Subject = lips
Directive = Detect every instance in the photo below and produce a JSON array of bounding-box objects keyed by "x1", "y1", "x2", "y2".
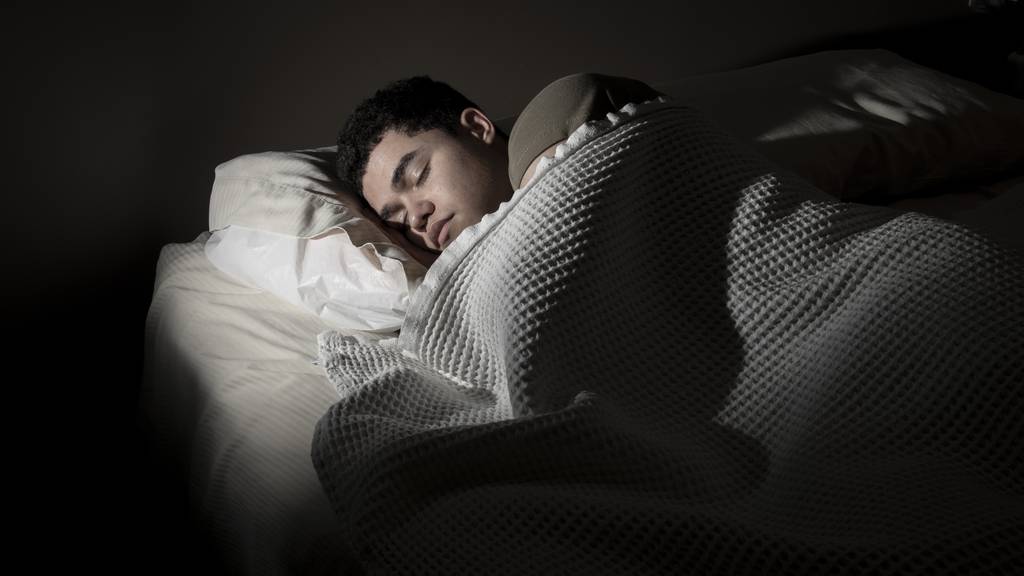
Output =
[
  {"x1": 438, "y1": 218, "x2": 453, "y2": 249},
  {"x1": 429, "y1": 214, "x2": 453, "y2": 249}
]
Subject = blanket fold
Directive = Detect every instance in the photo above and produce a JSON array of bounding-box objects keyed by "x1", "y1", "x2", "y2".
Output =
[{"x1": 312, "y1": 98, "x2": 1023, "y2": 574}]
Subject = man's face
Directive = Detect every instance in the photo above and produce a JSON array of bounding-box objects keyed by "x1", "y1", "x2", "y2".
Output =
[{"x1": 362, "y1": 108, "x2": 512, "y2": 257}]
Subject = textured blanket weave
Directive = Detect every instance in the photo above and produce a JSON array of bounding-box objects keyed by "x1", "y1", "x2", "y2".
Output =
[{"x1": 312, "y1": 99, "x2": 1024, "y2": 575}]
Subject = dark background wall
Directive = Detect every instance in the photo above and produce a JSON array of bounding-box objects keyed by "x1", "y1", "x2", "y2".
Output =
[{"x1": 13, "y1": 0, "x2": 1018, "y2": 572}]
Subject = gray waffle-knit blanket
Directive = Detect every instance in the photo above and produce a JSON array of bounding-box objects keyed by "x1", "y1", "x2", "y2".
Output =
[{"x1": 312, "y1": 99, "x2": 1024, "y2": 574}]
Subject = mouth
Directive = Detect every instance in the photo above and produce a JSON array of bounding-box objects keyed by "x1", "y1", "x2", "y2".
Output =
[
  {"x1": 428, "y1": 214, "x2": 454, "y2": 250},
  {"x1": 438, "y1": 217, "x2": 454, "y2": 249}
]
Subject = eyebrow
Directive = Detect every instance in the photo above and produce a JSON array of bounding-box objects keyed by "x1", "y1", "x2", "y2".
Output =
[{"x1": 379, "y1": 147, "x2": 420, "y2": 222}]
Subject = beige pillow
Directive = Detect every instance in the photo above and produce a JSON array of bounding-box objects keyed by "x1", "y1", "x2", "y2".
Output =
[
  {"x1": 209, "y1": 146, "x2": 434, "y2": 275},
  {"x1": 651, "y1": 48, "x2": 1024, "y2": 201}
]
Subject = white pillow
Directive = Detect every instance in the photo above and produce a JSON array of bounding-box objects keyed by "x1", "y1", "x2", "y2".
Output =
[
  {"x1": 207, "y1": 147, "x2": 438, "y2": 332},
  {"x1": 204, "y1": 224, "x2": 418, "y2": 333},
  {"x1": 652, "y1": 49, "x2": 1024, "y2": 201},
  {"x1": 209, "y1": 146, "x2": 437, "y2": 270}
]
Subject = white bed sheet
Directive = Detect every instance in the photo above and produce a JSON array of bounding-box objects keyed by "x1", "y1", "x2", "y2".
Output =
[{"x1": 139, "y1": 231, "x2": 380, "y2": 575}]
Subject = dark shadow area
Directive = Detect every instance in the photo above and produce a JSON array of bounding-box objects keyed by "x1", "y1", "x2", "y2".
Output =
[
  {"x1": 787, "y1": 10, "x2": 1024, "y2": 98},
  {"x1": 14, "y1": 244, "x2": 229, "y2": 572},
  {"x1": 135, "y1": 421, "x2": 233, "y2": 575}
]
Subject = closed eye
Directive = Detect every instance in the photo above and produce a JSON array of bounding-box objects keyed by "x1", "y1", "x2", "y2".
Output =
[
  {"x1": 417, "y1": 162, "x2": 430, "y2": 186},
  {"x1": 380, "y1": 162, "x2": 430, "y2": 232}
]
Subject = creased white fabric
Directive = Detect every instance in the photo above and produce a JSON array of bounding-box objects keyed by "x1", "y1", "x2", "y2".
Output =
[{"x1": 312, "y1": 99, "x2": 1024, "y2": 575}]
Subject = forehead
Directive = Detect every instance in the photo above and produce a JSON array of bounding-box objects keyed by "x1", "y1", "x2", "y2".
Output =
[{"x1": 372, "y1": 128, "x2": 424, "y2": 163}]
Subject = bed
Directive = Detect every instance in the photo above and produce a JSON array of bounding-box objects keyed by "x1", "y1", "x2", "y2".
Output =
[{"x1": 139, "y1": 47, "x2": 1024, "y2": 575}]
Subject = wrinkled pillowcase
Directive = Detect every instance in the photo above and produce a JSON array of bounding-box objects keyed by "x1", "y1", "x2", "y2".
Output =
[
  {"x1": 204, "y1": 224, "x2": 417, "y2": 333},
  {"x1": 206, "y1": 146, "x2": 431, "y2": 332},
  {"x1": 209, "y1": 145, "x2": 434, "y2": 266},
  {"x1": 653, "y1": 48, "x2": 1024, "y2": 200}
]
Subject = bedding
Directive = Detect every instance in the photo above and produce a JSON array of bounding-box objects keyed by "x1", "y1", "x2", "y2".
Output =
[
  {"x1": 653, "y1": 48, "x2": 1024, "y2": 202},
  {"x1": 204, "y1": 148, "x2": 438, "y2": 336},
  {"x1": 140, "y1": 235, "x2": 368, "y2": 575},
  {"x1": 941, "y1": 176, "x2": 1024, "y2": 252},
  {"x1": 209, "y1": 146, "x2": 436, "y2": 272},
  {"x1": 140, "y1": 44, "x2": 1024, "y2": 575},
  {"x1": 311, "y1": 97, "x2": 1024, "y2": 574},
  {"x1": 204, "y1": 224, "x2": 418, "y2": 333}
]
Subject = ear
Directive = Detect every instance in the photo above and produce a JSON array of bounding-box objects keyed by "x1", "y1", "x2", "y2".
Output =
[{"x1": 459, "y1": 107, "x2": 497, "y2": 144}]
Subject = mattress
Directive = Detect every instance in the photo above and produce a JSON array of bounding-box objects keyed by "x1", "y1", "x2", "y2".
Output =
[{"x1": 139, "y1": 232, "x2": 378, "y2": 575}]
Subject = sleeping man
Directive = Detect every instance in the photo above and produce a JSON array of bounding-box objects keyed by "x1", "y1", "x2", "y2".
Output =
[
  {"x1": 319, "y1": 66, "x2": 1024, "y2": 573},
  {"x1": 334, "y1": 73, "x2": 667, "y2": 267}
]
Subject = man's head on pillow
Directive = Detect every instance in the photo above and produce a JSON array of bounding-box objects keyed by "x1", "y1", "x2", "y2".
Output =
[{"x1": 336, "y1": 76, "x2": 513, "y2": 258}]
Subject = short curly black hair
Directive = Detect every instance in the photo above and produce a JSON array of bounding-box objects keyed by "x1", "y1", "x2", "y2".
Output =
[{"x1": 336, "y1": 75, "x2": 509, "y2": 202}]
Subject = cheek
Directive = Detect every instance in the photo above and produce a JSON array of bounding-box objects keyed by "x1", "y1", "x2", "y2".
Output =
[
  {"x1": 434, "y1": 157, "x2": 492, "y2": 212},
  {"x1": 432, "y1": 171, "x2": 470, "y2": 208}
]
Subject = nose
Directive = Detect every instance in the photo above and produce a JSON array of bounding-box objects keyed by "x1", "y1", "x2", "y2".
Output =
[{"x1": 407, "y1": 199, "x2": 434, "y2": 232}]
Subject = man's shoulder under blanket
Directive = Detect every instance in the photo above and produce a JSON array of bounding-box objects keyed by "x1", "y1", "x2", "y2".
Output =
[{"x1": 312, "y1": 99, "x2": 1023, "y2": 576}]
